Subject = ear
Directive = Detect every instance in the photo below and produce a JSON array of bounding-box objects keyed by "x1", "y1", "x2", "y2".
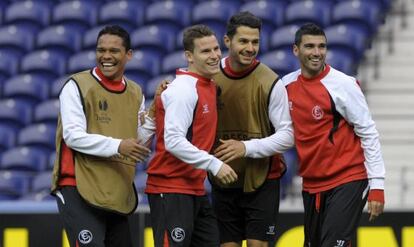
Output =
[
  {"x1": 224, "y1": 35, "x2": 231, "y2": 49},
  {"x1": 126, "y1": 49, "x2": 133, "y2": 61},
  {"x1": 184, "y1": 50, "x2": 193, "y2": 64},
  {"x1": 293, "y1": 45, "x2": 299, "y2": 57}
]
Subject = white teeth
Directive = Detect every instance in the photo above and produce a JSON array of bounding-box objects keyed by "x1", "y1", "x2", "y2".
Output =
[{"x1": 102, "y1": 63, "x2": 114, "y2": 67}]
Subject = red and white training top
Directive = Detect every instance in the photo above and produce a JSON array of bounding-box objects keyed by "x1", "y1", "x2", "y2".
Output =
[
  {"x1": 145, "y1": 69, "x2": 223, "y2": 196},
  {"x1": 283, "y1": 65, "x2": 385, "y2": 193}
]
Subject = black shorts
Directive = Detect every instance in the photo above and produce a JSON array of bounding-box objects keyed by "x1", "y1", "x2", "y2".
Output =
[
  {"x1": 147, "y1": 193, "x2": 219, "y2": 247},
  {"x1": 56, "y1": 186, "x2": 132, "y2": 247},
  {"x1": 211, "y1": 179, "x2": 280, "y2": 243},
  {"x1": 302, "y1": 179, "x2": 369, "y2": 247}
]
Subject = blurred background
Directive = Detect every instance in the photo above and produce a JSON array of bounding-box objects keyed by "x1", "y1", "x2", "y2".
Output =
[{"x1": 0, "y1": 0, "x2": 413, "y2": 246}]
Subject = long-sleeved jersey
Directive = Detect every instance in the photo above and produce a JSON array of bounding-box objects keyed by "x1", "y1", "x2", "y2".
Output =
[
  {"x1": 145, "y1": 69, "x2": 223, "y2": 196},
  {"x1": 244, "y1": 65, "x2": 385, "y2": 193}
]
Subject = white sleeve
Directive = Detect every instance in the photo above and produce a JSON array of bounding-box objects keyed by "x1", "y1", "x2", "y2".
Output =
[
  {"x1": 243, "y1": 80, "x2": 295, "y2": 158},
  {"x1": 137, "y1": 96, "x2": 155, "y2": 146},
  {"x1": 335, "y1": 79, "x2": 385, "y2": 190},
  {"x1": 162, "y1": 81, "x2": 222, "y2": 176},
  {"x1": 60, "y1": 80, "x2": 121, "y2": 157}
]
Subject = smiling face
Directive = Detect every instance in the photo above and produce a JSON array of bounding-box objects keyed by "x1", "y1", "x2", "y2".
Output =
[
  {"x1": 96, "y1": 34, "x2": 132, "y2": 81},
  {"x1": 225, "y1": 26, "x2": 260, "y2": 72},
  {"x1": 294, "y1": 34, "x2": 327, "y2": 78},
  {"x1": 186, "y1": 35, "x2": 222, "y2": 79}
]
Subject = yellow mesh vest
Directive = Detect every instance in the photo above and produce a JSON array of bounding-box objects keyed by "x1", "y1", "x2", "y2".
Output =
[
  {"x1": 51, "y1": 70, "x2": 143, "y2": 214},
  {"x1": 212, "y1": 63, "x2": 280, "y2": 192}
]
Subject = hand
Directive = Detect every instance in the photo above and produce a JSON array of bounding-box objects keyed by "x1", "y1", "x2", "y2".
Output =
[
  {"x1": 214, "y1": 139, "x2": 246, "y2": 163},
  {"x1": 215, "y1": 163, "x2": 238, "y2": 184},
  {"x1": 118, "y1": 138, "x2": 151, "y2": 163},
  {"x1": 368, "y1": 200, "x2": 384, "y2": 221},
  {"x1": 148, "y1": 79, "x2": 170, "y2": 119}
]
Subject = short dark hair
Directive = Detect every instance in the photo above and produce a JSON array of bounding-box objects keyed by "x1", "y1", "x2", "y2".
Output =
[
  {"x1": 226, "y1": 11, "x2": 262, "y2": 39},
  {"x1": 97, "y1": 25, "x2": 131, "y2": 51},
  {"x1": 294, "y1": 23, "x2": 326, "y2": 46},
  {"x1": 182, "y1": 24, "x2": 216, "y2": 52}
]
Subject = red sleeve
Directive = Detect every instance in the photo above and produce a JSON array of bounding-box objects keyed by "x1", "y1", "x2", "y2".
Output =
[{"x1": 368, "y1": 189, "x2": 385, "y2": 204}]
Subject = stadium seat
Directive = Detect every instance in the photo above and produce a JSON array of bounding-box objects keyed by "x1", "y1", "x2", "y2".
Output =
[
  {"x1": 19, "y1": 171, "x2": 53, "y2": 201},
  {"x1": 327, "y1": 48, "x2": 357, "y2": 76},
  {"x1": 192, "y1": 0, "x2": 240, "y2": 26},
  {"x1": 285, "y1": 0, "x2": 331, "y2": 28},
  {"x1": 0, "y1": 25, "x2": 35, "y2": 55},
  {"x1": 52, "y1": 1, "x2": 98, "y2": 30},
  {"x1": 3, "y1": 74, "x2": 50, "y2": 104},
  {"x1": 0, "y1": 146, "x2": 49, "y2": 172},
  {"x1": 4, "y1": 1, "x2": 51, "y2": 31},
  {"x1": 0, "y1": 171, "x2": 33, "y2": 200},
  {"x1": 145, "y1": 0, "x2": 192, "y2": 29},
  {"x1": 82, "y1": 25, "x2": 105, "y2": 50},
  {"x1": 67, "y1": 50, "x2": 96, "y2": 74},
  {"x1": 17, "y1": 123, "x2": 56, "y2": 150},
  {"x1": 146, "y1": 74, "x2": 175, "y2": 99},
  {"x1": 33, "y1": 99, "x2": 60, "y2": 124},
  {"x1": 20, "y1": 49, "x2": 67, "y2": 77},
  {"x1": 259, "y1": 49, "x2": 300, "y2": 77},
  {"x1": 0, "y1": 125, "x2": 17, "y2": 152},
  {"x1": 161, "y1": 51, "x2": 187, "y2": 75},
  {"x1": 36, "y1": 25, "x2": 83, "y2": 55},
  {"x1": 124, "y1": 72, "x2": 149, "y2": 96},
  {"x1": 98, "y1": 1, "x2": 146, "y2": 32},
  {"x1": 48, "y1": 152, "x2": 55, "y2": 170},
  {"x1": 332, "y1": 0, "x2": 382, "y2": 38},
  {"x1": 325, "y1": 24, "x2": 368, "y2": 63},
  {"x1": 50, "y1": 75, "x2": 70, "y2": 98},
  {"x1": 125, "y1": 50, "x2": 161, "y2": 79},
  {"x1": 0, "y1": 99, "x2": 33, "y2": 128},
  {"x1": 0, "y1": 49, "x2": 20, "y2": 78},
  {"x1": 269, "y1": 24, "x2": 300, "y2": 52},
  {"x1": 131, "y1": 24, "x2": 178, "y2": 55},
  {"x1": 240, "y1": 1, "x2": 286, "y2": 29}
]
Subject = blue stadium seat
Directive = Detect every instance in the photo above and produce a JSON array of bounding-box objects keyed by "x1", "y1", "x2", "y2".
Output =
[
  {"x1": 125, "y1": 50, "x2": 161, "y2": 79},
  {"x1": 4, "y1": 1, "x2": 51, "y2": 31},
  {"x1": 240, "y1": 1, "x2": 286, "y2": 29},
  {"x1": 19, "y1": 171, "x2": 53, "y2": 201},
  {"x1": 98, "y1": 1, "x2": 146, "y2": 32},
  {"x1": 192, "y1": 0, "x2": 240, "y2": 26},
  {"x1": 259, "y1": 49, "x2": 300, "y2": 77},
  {"x1": 3, "y1": 74, "x2": 51, "y2": 104},
  {"x1": 0, "y1": 99, "x2": 33, "y2": 128},
  {"x1": 269, "y1": 24, "x2": 300, "y2": 52},
  {"x1": 33, "y1": 99, "x2": 60, "y2": 124},
  {"x1": 0, "y1": 171, "x2": 33, "y2": 200},
  {"x1": 36, "y1": 25, "x2": 83, "y2": 55},
  {"x1": 48, "y1": 151, "x2": 55, "y2": 170},
  {"x1": 82, "y1": 25, "x2": 105, "y2": 50},
  {"x1": 50, "y1": 75, "x2": 70, "y2": 99},
  {"x1": 161, "y1": 51, "x2": 187, "y2": 75},
  {"x1": 124, "y1": 72, "x2": 149, "y2": 96},
  {"x1": 131, "y1": 24, "x2": 178, "y2": 55},
  {"x1": 0, "y1": 146, "x2": 49, "y2": 172},
  {"x1": 52, "y1": 1, "x2": 98, "y2": 30},
  {"x1": 327, "y1": 48, "x2": 357, "y2": 76},
  {"x1": 0, "y1": 49, "x2": 20, "y2": 78},
  {"x1": 285, "y1": 0, "x2": 331, "y2": 28},
  {"x1": 332, "y1": 0, "x2": 382, "y2": 38},
  {"x1": 17, "y1": 123, "x2": 56, "y2": 150},
  {"x1": 0, "y1": 25, "x2": 35, "y2": 55},
  {"x1": 134, "y1": 171, "x2": 148, "y2": 204},
  {"x1": 0, "y1": 125, "x2": 17, "y2": 152},
  {"x1": 146, "y1": 74, "x2": 175, "y2": 99},
  {"x1": 325, "y1": 24, "x2": 368, "y2": 63},
  {"x1": 145, "y1": 0, "x2": 192, "y2": 29},
  {"x1": 67, "y1": 50, "x2": 96, "y2": 74},
  {"x1": 20, "y1": 49, "x2": 67, "y2": 77}
]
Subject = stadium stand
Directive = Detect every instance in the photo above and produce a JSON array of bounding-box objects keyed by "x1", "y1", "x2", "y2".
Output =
[{"x1": 0, "y1": 0, "x2": 396, "y2": 206}]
